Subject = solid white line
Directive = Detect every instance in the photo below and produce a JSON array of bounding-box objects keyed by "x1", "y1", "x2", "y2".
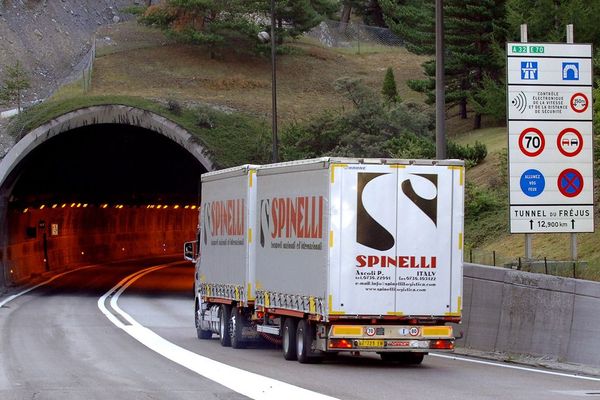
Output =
[
  {"x1": 431, "y1": 353, "x2": 600, "y2": 382},
  {"x1": 0, "y1": 265, "x2": 97, "y2": 308},
  {"x1": 97, "y1": 264, "x2": 169, "y2": 329},
  {"x1": 98, "y1": 265, "x2": 340, "y2": 400}
]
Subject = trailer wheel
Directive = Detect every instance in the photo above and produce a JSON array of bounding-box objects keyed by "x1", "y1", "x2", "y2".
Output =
[
  {"x1": 282, "y1": 318, "x2": 297, "y2": 361},
  {"x1": 380, "y1": 352, "x2": 425, "y2": 365},
  {"x1": 230, "y1": 306, "x2": 247, "y2": 349},
  {"x1": 296, "y1": 319, "x2": 321, "y2": 364},
  {"x1": 218, "y1": 305, "x2": 231, "y2": 347},
  {"x1": 195, "y1": 301, "x2": 212, "y2": 340}
]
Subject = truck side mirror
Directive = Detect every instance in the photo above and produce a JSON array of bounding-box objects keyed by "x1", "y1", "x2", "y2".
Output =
[{"x1": 184, "y1": 241, "x2": 196, "y2": 262}]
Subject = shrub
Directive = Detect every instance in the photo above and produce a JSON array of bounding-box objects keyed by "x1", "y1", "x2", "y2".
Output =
[
  {"x1": 385, "y1": 133, "x2": 435, "y2": 159},
  {"x1": 465, "y1": 181, "x2": 500, "y2": 216},
  {"x1": 447, "y1": 140, "x2": 487, "y2": 166},
  {"x1": 196, "y1": 111, "x2": 214, "y2": 129},
  {"x1": 382, "y1": 67, "x2": 400, "y2": 103},
  {"x1": 166, "y1": 98, "x2": 182, "y2": 115}
]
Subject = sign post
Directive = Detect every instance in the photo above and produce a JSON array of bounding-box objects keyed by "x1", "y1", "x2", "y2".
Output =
[
  {"x1": 507, "y1": 27, "x2": 594, "y2": 261},
  {"x1": 567, "y1": 24, "x2": 577, "y2": 261}
]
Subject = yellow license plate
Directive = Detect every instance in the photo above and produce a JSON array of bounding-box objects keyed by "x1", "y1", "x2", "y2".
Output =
[{"x1": 356, "y1": 340, "x2": 384, "y2": 348}]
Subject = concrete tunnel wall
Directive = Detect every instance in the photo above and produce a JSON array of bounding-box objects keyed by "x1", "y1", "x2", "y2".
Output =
[
  {"x1": 4, "y1": 206, "x2": 199, "y2": 285},
  {"x1": 459, "y1": 263, "x2": 600, "y2": 368},
  {"x1": 0, "y1": 105, "x2": 215, "y2": 287}
]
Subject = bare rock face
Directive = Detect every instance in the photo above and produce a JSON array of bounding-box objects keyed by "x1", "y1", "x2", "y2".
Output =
[{"x1": 0, "y1": 0, "x2": 137, "y2": 107}]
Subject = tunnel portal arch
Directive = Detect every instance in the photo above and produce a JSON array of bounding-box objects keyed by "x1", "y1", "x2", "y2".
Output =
[
  {"x1": 0, "y1": 105, "x2": 216, "y2": 287},
  {"x1": 0, "y1": 104, "x2": 215, "y2": 187}
]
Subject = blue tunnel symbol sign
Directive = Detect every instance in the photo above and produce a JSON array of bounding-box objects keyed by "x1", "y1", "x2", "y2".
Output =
[{"x1": 562, "y1": 62, "x2": 579, "y2": 81}]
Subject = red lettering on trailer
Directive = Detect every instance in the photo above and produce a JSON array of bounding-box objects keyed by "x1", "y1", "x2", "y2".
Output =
[
  {"x1": 271, "y1": 196, "x2": 324, "y2": 239},
  {"x1": 356, "y1": 255, "x2": 437, "y2": 268},
  {"x1": 209, "y1": 199, "x2": 245, "y2": 237}
]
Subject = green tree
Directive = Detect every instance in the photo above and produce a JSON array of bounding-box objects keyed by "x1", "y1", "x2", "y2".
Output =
[
  {"x1": 382, "y1": 66, "x2": 399, "y2": 103},
  {"x1": 507, "y1": 0, "x2": 600, "y2": 43},
  {"x1": 277, "y1": 0, "x2": 339, "y2": 39},
  {"x1": 141, "y1": 1, "x2": 265, "y2": 57},
  {"x1": 379, "y1": 0, "x2": 434, "y2": 55},
  {"x1": 380, "y1": 0, "x2": 507, "y2": 129},
  {"x1": 140, "y1": 0, "x2": 338, "y2": 56},
  {"x1": 342, "y1": 0, "x2": 386, "y2": 26},
  {"x1": 0, "y1": 61, "x2": 31, "y2": 114}
]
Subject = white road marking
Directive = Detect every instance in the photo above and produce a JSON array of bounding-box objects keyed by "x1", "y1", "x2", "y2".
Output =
[
  {"x1": 0, "y1": 265, "x2": 97, "y2": 308},
  {"x1": 431, "y1": 353, "x2": 600, "y2": 382},
  {"x1": 97, "y1": 264, "x2": 340, "y2": 400}
]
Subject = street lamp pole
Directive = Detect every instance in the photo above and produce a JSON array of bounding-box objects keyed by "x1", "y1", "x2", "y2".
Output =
[{"x1": 270, "y1": 0, "x2": 279, "y2": 163}]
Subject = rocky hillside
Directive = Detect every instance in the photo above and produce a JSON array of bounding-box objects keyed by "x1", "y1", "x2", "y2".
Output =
[{"x1": 0, "y1": 0, "x2": 141, "y2": 106}]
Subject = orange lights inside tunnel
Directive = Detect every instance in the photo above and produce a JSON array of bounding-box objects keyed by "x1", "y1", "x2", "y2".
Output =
[{"x1": 23, "y1": 204, "x2": 199, "y2": 213}]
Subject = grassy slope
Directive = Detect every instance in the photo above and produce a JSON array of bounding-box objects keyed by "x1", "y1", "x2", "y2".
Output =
[{"x1": 90, "y1": 22, "x2": 427, "y2": 123}]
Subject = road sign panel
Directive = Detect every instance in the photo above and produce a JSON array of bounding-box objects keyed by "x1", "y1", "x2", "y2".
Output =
[
  {"x1": 508, "y1": 86, "x2": 592, "y2": 120},
  {"x1": 518, "y1": 127, "x2": 545, "y2": 157},
  {"x1": 507, "y1": 58, "x2": 592, "y2": 85},
  {"x1": 556, "y1": 128, "x2": 583, "y2": 157},
  {"x1": 510, "y1": 205, "x2": 594, "y2": 233},
  {"x1": 509, "y1": 121, "x2": 592, "y2": 164},
  {"x1": 557, "y1": 168, "x2": 584, "y2": 198},
  {"x1": 507, "y1": 43, "x2": 592, "y2": 57},
  {"x1": 507, "y1": 42, "x2": 594, "y2": 233},
  {"x1": 509, "y1": 163, "x2": 593, "y2": 205}
]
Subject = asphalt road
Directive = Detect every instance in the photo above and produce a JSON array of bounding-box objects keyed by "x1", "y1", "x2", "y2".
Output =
[{"x1": 1, "y1": 258, "x2": 599, "y2": 400}]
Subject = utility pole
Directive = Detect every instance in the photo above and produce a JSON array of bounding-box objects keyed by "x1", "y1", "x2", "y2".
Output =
[
  {"x1": 435, "y1": 0, "x2": 446, "y2": 159},
  {"x1": 270, "y1": 0, "x2": 279, "y2": 163}
]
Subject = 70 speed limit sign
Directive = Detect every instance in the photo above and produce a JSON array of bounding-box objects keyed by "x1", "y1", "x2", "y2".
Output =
[{"x1": 518, "y1": 127, "x2": 545, "y2": 157}]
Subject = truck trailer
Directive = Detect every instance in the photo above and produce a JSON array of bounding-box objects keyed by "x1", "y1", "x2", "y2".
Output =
[{"x1": 191, "y1": 157, "x2": 464, "y2": 364}]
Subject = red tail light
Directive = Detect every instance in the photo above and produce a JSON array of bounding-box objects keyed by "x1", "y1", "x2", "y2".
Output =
[
  {"x1": 329, "y1": 339, "x2": 353, "y2": 349},
  {"x1": 430, "y1": 340, "x2": 454, "y2": 350}
]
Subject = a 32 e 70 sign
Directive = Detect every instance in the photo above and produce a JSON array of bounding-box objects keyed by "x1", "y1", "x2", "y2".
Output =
[{"x1": 507, "y1": 43, "x2": 594, "y2": 233}]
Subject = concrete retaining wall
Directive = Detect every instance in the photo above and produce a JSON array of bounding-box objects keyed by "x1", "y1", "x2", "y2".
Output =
[{"x1": 460, "y1": 263, "x2": 600, "y2": 367}]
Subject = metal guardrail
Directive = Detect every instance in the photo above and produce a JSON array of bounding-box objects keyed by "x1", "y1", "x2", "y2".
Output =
[{"x1": 466, "y1": 247, "x2": 592, "y2": 280}]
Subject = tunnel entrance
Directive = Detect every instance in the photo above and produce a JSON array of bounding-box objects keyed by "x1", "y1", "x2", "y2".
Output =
[
  {"x1": 1, "y1": 120, "x2": 209, "y2": 286},
  {"x1": 10, "y1": 124, "x2": 202, "y2": 207}
]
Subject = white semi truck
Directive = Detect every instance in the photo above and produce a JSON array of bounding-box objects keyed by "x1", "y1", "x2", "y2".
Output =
[{"x1": 189, "y1": 157, "x2": 464, "y2": 364}]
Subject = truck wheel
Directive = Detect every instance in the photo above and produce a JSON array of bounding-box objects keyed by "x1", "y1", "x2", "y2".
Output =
[
  {"x1": 282, "y1": 318, "x2": 297, "y2": 361},
  {"x1": 296, "y1": 319, "x2": 321, "y2": 364},
  {"x1": 230, "y1": 306, "x2": 247, "y2": 349},
  {"x1": 195, "y1": 301, "x2": 212, "y2": 340},
  {"x1": 218, "y1": 305, "x2": 231, "y2": 347}
]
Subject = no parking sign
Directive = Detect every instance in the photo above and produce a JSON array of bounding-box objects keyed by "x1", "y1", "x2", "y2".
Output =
[{"x1": 557, "y1": 169, "x2": 584, "y2": 198}]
